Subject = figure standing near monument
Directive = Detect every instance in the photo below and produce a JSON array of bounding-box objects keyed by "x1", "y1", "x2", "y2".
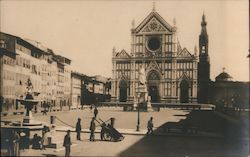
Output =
[
  {"x1": 89, "y1": 117, "x2": 96, "y2": 141},
  {"x1": 76, "y1": 118, "x2": 82, "y2": 140},
  {"x1": 63, "y1": 130, "x2": 72, "y2": 157},
  {"x1": 94, "y1": 107, "x2": 98, "y2": 118}
]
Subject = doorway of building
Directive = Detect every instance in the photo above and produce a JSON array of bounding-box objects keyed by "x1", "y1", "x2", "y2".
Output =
[
  {"x1": 119, "y1": 80, "x2": 127, "y2": 102},
  {"x1": 147, "y1": 70, "x2": 160, "y2": 103},
  {"x1": 180, "y1": 80, "x2": 189, "y2": 103},
  {"x1": 148, "y1": 85, "x2": 160, "y2": 102}
]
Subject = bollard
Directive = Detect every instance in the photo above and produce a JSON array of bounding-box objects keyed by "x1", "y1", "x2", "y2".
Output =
[
  {"x1": 50, "y1": 116, "x2": 55, "y2": 124},
  {"x1": 110, "y1": 117, "x2": 115, "y2": 127}
]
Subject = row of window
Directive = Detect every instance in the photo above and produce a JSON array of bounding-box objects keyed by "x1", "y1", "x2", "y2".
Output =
[
  {"x1": 134, "y1": 43, "x2": 173, "y2": 53},
  {"x1": 135, "y1": 35, "x2": 173, "y2": 44},
  {"x1": 16, "y1": 56, "x2": 31, "y2": 69},
  {"x1": 15, "y1": 73, "x2": 29, "y2": 85},
  {"x1": 116, "y1": 63, "x2": 131, "y2": 70},
  {"x1": 2, "y1": 86, "x2": 16, "y2": 96},
  {"x1": 177, "y1": 62, "x2": 196, "y2": 69},
  {"x1": 57, "y1": 75, "x2": 70, "y2": 83},
  {"x1": 3, "y1": 56, "x2": 15, "y2": 66},
  {"x1": 115, "y1": 62, "x2": 197, "y2": 71},
  {"x1": 3, "y1": 70, "x2": 15, "y2": 81}
]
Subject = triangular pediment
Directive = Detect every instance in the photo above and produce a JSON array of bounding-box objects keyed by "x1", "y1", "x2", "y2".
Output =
[
  {"x1": 177, "y1": 72, "x2": 191, "y2": 81},
  {"x1": 146, "y1": 60, "x2": 162, "y2": 75},
  {"x1": 177, "y1": 48, "x2": 193, "y2": 58},
  {"x1": 135, "y1": 11, "x2": 173, "y2": 34},
  {"x1": 116, "y1": 49, "x2": 131, "y2": 58}
]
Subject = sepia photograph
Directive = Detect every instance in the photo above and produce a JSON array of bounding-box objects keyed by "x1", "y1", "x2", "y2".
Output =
[{"x1": 0, "y1": 0, "x2": 249, "y2": 156}]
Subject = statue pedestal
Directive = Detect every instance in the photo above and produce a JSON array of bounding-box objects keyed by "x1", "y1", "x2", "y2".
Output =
[
  {"x1": 146, "y1": 96, "x2": 153, "y2": 111},
  {"x1": 135, "y1": 85, "x2": 153, "y2": 111}
]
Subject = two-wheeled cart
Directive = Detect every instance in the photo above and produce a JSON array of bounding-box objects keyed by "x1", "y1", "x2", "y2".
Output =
[{"x1": 96, "y1": 118, "x2": 124, "y2": 142}]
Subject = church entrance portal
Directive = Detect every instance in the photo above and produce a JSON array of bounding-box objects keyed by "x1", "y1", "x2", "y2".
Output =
[
  {"x1": 119, "y1": 80, "x2": 127, "y2": 102},
  {"x1": 148, "y1": 85, "x2": 159, "y2": 102},
  {"x1": 180, "y1": 80, "x2": 189, "y2": 103},
  {"x1": 147, "y1": 71, "x2": 160, "y2": 103}
]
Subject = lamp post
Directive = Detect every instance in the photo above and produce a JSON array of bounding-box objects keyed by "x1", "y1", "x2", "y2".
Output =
[{"x1": 136, "y1": 93, "x2": 141, "y2": 131}]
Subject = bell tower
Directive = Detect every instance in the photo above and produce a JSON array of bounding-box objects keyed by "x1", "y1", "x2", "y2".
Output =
[{"x1": 198, "y1": 13, "x2": 210, "y2": 103}]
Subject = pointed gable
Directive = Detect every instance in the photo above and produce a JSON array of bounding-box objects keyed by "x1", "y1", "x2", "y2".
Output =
[
  {"x1": 115, "y1": 49, "x2": 131, "y2": 58},
  {"x1": 177, "y1": 48, "x2": 193, "y2": 58},
  {"x1": 146, "y1": 60, "x2": 162, "y2": 74},
  {"x1": 135, "y1": 11, "x2": 173, "y2": 34}
]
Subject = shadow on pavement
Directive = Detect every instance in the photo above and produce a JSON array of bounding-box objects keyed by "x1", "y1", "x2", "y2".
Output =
[
  {"x1": 42, "y1": 154, "x2": 57, "y2": 157},
  {"x1": 119, "y1": 110, "x2": 249, "y2": 157}
]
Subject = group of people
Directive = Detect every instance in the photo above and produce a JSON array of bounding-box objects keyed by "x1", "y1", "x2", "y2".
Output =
[
  {"x1": 64, "y1": 112, "x2": 154, "y2": 156},
  {"x1": 41, "y1": 101, "x2": 52, "y2": 115},
  {"x1": 75, "y1": 107, "x2": 99, "y2": 142},
  {"x1": 31, "y1": 125, "x2": 50, "y2": 150},
  {"x1": 63, "y1": 117, "x2": 97, "y2": 157}
]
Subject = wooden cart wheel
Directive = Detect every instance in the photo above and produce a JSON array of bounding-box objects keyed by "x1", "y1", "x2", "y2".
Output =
[{"x1": 103, "y1": 132, "x2": 112, "y2": 141}]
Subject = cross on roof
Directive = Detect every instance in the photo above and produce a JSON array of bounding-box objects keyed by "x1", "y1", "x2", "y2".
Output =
[
  {"x1": 222, "y1": 67, "x2": 225, "y2": 72},
  {"x1": 152, "y1": 2, "x2": 156, "y2": 12}
]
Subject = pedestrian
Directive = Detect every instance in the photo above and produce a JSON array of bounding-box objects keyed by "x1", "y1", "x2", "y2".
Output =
[
  {"x1": 75, "y1": 118, "x2": 82, "y2": 140},
  {"x1": 63, "y1": 130, "x2": 72, "y2": 157},
  {"x1": 146, "y1": 117, "x2": 154, "y2": 135},
  {"x1": 42, "y1": 126, "x2": 49, "y2": 149},
  {"x1": 32, "y1": 134, "x2": 42, "y2": 149},
  {"x1": 34, "y1": 105, "x2": 37, "y2": 113},
  {"x1": 94, "y1": 107, "x2": 98, "y2": 118},
  {"x1": 11, "y1": 130, "x2": 20, "y2": 156},
  {"x1": 89, "y1": 117, "x2": 96, "y2": 141}
]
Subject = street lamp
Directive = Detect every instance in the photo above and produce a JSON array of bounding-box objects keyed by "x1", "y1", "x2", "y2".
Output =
[{"x1": 136, "y1": 93, "x2": 141, "y2": 131}]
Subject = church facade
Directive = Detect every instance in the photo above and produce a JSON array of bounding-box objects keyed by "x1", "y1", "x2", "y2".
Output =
[{"x1": 111, "y1": 9, "x2": 206, "y2": 103}]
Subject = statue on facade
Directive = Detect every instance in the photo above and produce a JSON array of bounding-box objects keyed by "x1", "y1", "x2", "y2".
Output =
[{"x1": 139, "y1": 65, "x2": 146, "y2": 86}]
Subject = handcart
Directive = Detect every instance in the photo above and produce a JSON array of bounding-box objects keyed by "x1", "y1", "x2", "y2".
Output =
[{"x1": 96, "y1": 118, "x2": 124, "y2": 142}]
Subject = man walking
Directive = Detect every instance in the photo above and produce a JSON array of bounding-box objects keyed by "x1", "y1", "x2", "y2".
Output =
[
  {"x1": 63, "y1": 130, "x2": 72, "y2": 157},
  {"x1": 89, "y1": 117, "x2": 96, "y2": 141},
  {"x1": 11, "y1": 130, "x2": 20, "y2": 156},
  {"x1": 147, "y1": 117, "x2": 154, "y2": 135},
  {"x1": 94, "y1": 107, "x2": 98, "y2": 118},
  {"x1": 75, "y1": 118, "x2": 82, "y2": 140}
]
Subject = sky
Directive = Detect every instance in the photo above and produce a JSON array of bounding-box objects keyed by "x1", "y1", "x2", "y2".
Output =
[{"x1": 0, "y1": 0, "x2": 249, "y2": 81}]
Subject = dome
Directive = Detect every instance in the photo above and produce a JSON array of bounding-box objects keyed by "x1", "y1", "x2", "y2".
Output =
[{"x1": 215, "y1": 71, "x2": 233, "y2": 82}]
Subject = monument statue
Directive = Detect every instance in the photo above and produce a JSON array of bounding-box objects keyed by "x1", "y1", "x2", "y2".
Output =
[
  {"x1": 26, "y1": 78, "x2": 34, "y2": 99},
  {"x1": 139, "y1": 65, "x2": 146, "y2": 85}
]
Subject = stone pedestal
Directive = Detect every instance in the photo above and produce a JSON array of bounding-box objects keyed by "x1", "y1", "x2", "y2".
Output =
[{"x1": 147, "y1": 96, "x2": 153, "y2": 111}]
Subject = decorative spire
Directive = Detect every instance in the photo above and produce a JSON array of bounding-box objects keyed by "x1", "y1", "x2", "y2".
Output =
[
  {"x1": 200, "y1": 12, "x2": 207, "y2": 35},
  {"x1": 194, "y1": 45, "x2": 197, "y2": 55},
  {"x1": 131, "y1": 19, "x2": 135, "y2": 29},
  {"x1": 173, "y1": 18, "x2": 176, "y2": 26},
  {"x1": 201, "y1": 11, "x2": 207, "y2": 27},
  {"x1": 222, "y1": 67, "x2": 225, "y2": 72},
  {"x1": 112, "y1": 46, "x2": 116, "y2": 56},
  {"x1": 152, "y1": 2, "x2": 156, "y2": 12}
]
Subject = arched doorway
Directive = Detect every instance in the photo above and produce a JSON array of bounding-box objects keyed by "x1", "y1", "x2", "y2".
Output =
[
  {"x1": 119, "y1": 80, "x2": 127, "y2": 102},
  {"x1": 147, "y1": 71, "x2": 160, "y2": 103},
  {"x1": 180, "y1": 80, "x2": 189, "y2": 103}
]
